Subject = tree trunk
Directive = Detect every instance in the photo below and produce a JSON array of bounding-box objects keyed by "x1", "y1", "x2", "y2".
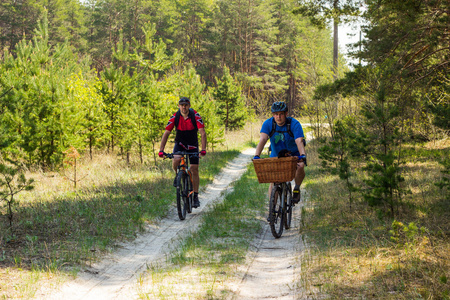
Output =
[
  {"x1": 333, "y1": 19, "x2": 339, "y2": 80},
  {"x1": 333, "y1": 0, "x2": 339, "y2": 117},
  {"x1": 333, "y1": 1, "x2": 339, "y2": 80}
]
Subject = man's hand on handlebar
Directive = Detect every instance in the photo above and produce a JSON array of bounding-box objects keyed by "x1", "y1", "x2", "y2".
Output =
[
  {"x1": 158, "y1": 151, "x2": 164, "y2": 158},
  {"x1": 297, "y1": 154, "x2": 307, "y2": 166}
]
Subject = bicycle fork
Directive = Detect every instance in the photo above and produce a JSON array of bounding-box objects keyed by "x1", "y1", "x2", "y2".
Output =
[
  {"x1": 187, "y1": 170, "x2": 194, "y2": 198},
  {"x1": 278, "y1": 189, "x2": 286, "y2": 222}
]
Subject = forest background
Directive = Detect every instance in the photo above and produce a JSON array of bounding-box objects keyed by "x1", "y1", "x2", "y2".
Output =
[
  {"x1": 0, "y1": 0, "x2": 447, "y2": 168},
  {"x1": 0, "y1": 0, "x2": 449, "y2": 298},
  {"x1": 0, "y1": 0, "x2": 341, "y2": 168}
]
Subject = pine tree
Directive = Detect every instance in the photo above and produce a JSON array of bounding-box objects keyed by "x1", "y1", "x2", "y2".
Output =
[
  {"x1": 358, "y1": 72, "x2": 406, "y2": 217},
  {"x1": 1, "y1": 10, "x2": 89, "y2": 168},
  {"x1": 294, "y1": 0, "x2": 361, "y2": 79},
  {"x1": 213, "y1": 66, "x2": 247, "y2": 131},
  {"x1": 66, "y1": 72, "x2": 108, "y2": 160},
  {"x1": 318, "y1": 116, "x2": 358, "y2": 210}
]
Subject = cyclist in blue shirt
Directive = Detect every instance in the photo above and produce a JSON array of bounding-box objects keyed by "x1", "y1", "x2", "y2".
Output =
[{"x1": 253, "y1": 101, "x2": 306, "y2": 203}]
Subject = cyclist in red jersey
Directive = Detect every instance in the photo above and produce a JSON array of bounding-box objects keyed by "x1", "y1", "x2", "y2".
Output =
[{"x1": 159, "y1": 97, "x2": 207, "y2": 208}]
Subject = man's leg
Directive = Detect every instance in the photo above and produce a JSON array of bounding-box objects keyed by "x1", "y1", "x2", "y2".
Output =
[
  {"x1": 294, "y1": 163, "x2": 305, "y2": 186},
  {"x1": 190, "y1": 164, "x2": 199, "y2": 192},
  {"x1": 268, "y1": 183, "x2": 273, "y2": 199},
  {"x1": 293, "y1": 162, "x2": 305, "y2": 203},
  {"x1": 190, "y1": 164, "x2": 200, "y2": 208},
  {"x1": 172, "y1": 156, "x2": 181, "y2": 186}
]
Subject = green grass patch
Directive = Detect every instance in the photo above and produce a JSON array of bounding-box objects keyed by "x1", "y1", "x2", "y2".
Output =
[
  {"x1": 0, "y1": 150, "x2": 242, "y2": 272},
  {"x1": 172, "y1": 165, "x2": 267, "y2": 265},
  {"x1": 138, "y1": 165, "x2": 268, "y2": 299}
]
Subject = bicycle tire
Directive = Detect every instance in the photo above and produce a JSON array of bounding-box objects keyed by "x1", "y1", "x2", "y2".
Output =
[
  {"x1": 186, "y1": 173, "x2": 192, "y2": 214},
  {"x1": 176, "y1": 171, "x2": 188, "y2": 220},
  {"x1": 269, "y1": 186, "x2": 284, "y2": 238},
  {"x1": 284, "y1": 182, "x2": 293, "y2": 229}
]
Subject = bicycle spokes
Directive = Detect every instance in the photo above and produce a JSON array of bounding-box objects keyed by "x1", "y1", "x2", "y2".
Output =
[
  {"x1": 269, "y1": 187, "x2": 284, "y2": 238},
  {"x1": 272, "y1": 204, "x2": 282, "y2": 223}
]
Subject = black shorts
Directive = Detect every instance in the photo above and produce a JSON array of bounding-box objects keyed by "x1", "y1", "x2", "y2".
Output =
[{"x1": 173, "y1": 144, "x2": 199, "y2": 165}]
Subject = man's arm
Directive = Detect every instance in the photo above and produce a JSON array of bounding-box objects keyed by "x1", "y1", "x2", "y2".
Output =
[
  {"x1": 199, "y1": 127, "x2": 207, "y2": 150},
  {"x1": 295, "y1": 137, "x2": 306, "y2": 166},
  {"x1": 255, "y1": 133, "x2": 269, "y2": 156},
  {"x1": 159, "y1": 130, "x2": 171, "y2": 152},
  {"x1": 295, "y1": 137, "x2": 306, "y2": 156}
]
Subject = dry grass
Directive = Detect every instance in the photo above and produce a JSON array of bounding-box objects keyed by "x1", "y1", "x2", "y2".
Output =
[
  {"x1": 0, "y1": 151, "x2": 177, "y2": 298},
  {"x1": 300, "y1": 139, "x2": 449, "y2": 299},
  {"x1": 0, "y1": 121, "x2": 262, "y2": 299}
]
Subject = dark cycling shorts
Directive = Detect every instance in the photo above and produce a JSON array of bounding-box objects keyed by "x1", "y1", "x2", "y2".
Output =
[
  {"x1": 276, "y1": 150, "x2": 300, "y2": 158},
  {"x1": 173, "y1": 144, "x2": 199, "y2": 165},
  {"x1": 291, "y1": 151, "x2": 300, "y2": 157}
]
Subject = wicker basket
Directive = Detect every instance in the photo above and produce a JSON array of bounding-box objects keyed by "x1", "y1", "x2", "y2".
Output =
[{"x1": 252, "y1": 156, "x2": 298, "y2": 183}]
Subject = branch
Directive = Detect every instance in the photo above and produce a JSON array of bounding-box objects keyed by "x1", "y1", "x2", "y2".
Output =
[
  {"x1": 0, "y1": 87, "x2": 14, "y2": 99},
  {"x1": 401, "y1": 44, "x2": 430, "y2": 70},
  {"x1": 410, "y1": 61, "x2": 450, "y2": 86},
  {"x1": 403, "y1": 47, "x2": 450, "y2": 71}
]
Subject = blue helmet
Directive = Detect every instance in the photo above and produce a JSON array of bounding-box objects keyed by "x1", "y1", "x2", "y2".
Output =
[{"x1": 271, "y1": 101, "x2": 288, "y2": 113}]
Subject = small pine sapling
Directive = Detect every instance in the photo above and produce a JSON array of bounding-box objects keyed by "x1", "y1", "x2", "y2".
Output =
[
  {"x1": 0, "y1": 160, "x2": 34, "y2": 233},
  {"x1": 318, "y1": 117, "x2": 358, "y2": 210},
  {"x1": 63, "y1": 146, "x2": 89, "y2": 189}
]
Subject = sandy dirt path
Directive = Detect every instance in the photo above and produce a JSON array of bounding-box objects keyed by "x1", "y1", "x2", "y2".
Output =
[
  {"x1": 227, "y1": 194, "x2": 305, "y2": 299},
  {"x1": 229, "y1": 131, "x2": 315, "y2": 300},
  {"x1": 35, "y1": 148, "x2": 256, "y2": 300},
  {"x1": 35, "y1": 144, "x2": 310, "y2": 300}
]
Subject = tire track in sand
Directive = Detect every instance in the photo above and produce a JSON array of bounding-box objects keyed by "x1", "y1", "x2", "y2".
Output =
[
  {"x1": 34, "y1": 148, "x2": 255, "y2": 300},
  {"x1": 227, "y1": 191, "x2": 306, "y2": 299}
]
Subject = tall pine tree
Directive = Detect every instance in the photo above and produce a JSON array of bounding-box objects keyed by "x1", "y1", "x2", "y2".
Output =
[{"x1": 213, "y1": 66, "x2": 247, "y2": 131}]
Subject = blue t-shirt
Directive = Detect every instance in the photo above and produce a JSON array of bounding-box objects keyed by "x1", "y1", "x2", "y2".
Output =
[{"x1": 261, "y1": 117, "x2": 304, "y2": 157}]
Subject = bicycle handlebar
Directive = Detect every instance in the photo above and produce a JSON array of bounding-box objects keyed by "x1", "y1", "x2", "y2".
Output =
[{"x1": 163, "y1": 151, "x2": 200, "y2": 159}]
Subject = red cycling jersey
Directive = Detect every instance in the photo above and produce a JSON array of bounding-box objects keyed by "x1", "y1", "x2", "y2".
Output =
[
  {"x1": 165, "y1": 110, "x2": 205, "y2": 132},
  {"x1": 165, "y1": 109, "x2": 205, "y2": 150}
]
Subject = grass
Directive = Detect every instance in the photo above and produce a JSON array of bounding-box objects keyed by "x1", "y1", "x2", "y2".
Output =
[
  {"x1": 0, "y1": 121, "x2": 262, "y2": 299},
  {"x1": 4, "y1": 116, "x2": 446, "y2": 299},
  {"x1": 137, "y1": 164, "x2": 268, "y2": 299},
  {"x1": 299, "y1": 138, "x2": 450, "y2": 299}
]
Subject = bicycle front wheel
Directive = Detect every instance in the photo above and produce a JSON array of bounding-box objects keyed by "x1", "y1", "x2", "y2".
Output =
[
  {"x1": 269, "y1": 186, "x2": 284, "y2": 238},
  {"x1": 176, "y1": 171, "x2": 188, "y2": 220},
  {"x1": 284, "y1": 182, "x2": 293, "y2": 229}
]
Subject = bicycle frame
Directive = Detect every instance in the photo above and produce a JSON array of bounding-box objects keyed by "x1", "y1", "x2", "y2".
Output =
[
  {"x1": 163, "y1": 151, "x2": 199, "y2": 220},
  {"x1": 178, "y1": 155, "x2": 194, "y2": 198}
]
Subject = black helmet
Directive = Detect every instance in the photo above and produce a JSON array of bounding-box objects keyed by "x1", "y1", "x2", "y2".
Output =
[
  {"x1": 271, "y1": 101, "x2": 287, "y2": 113},
  {"x1": 179, "y1": 97, "x2": 190, "y2": 104}
]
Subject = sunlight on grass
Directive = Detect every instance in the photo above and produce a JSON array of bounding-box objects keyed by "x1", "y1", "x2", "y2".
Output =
[
  {"x1": 0, "y1": 121, "x2": 261, "y2": 298},
  {"x1": 299, "y1": 139, "x2": 450, "y2": 299},
  {"x1": 137, "y1": 166, "x2": 268, "y2": 299}
]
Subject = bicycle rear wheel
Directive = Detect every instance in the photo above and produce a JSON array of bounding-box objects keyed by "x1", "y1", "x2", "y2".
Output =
[
  {"x1": 176, "y1": 171, "x2": 188, "y2": 220},
  {"x1": 284, "y1": 182, "x2": 293, "y2": 229},
  {"x1": 269, "y1": 186, "x2": 284, "y2": 238}
]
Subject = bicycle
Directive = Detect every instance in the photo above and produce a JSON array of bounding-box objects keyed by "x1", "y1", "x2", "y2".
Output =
[
  {"x1": 269, "y1": 180, "x2": 294, "y2": 238},
  {"x1": 163, "y1": 151, "x2": 199, "y2": 220},
  {"x1": 252, "y1": 156, "x2": 297, "y2": 238}
]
